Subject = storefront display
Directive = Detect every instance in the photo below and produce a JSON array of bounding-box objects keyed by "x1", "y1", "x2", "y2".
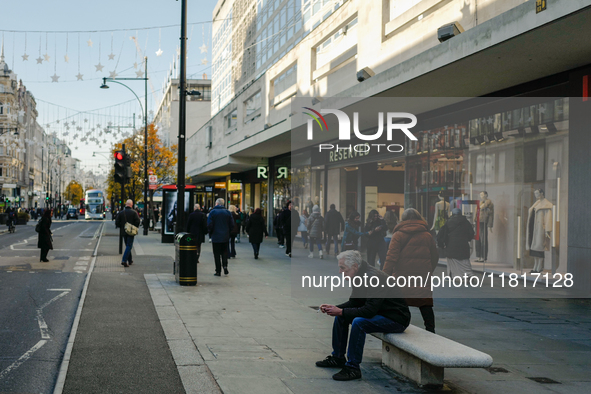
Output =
[
  {"x1": 526, "y1": 189, "x2": 553, "y2": 273},
  {"x1": 475, "y1": 191, "x2": 494, "y2": 262}
]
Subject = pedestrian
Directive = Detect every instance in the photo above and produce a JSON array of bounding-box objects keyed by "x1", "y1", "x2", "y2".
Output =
[
  {"x1": 299, "y1": 209, "x2": 309, "y2": 248},
  {"x1": 228, "y1": 205, "x2": 240, "y2": 258},
  {"x1": 112, "y1": 207, "x2": 117, "y2": 221},
  {"x1": 364, "y1": 210, "x2": 387, "y2": 268},
  {"x1": 38, "y1": 209, "x2": 53, "y2": 262},
  {"x1": 242, "y1": 208, "x2": 250, "y2": 235},
  {"x1": 382, "y1": 208, "x2": 439, "y2": 333},
  {"x1": 316, "y1": 250, "x2": 410, "y2": 381},
  {"x1": 245, "y1": 208, "x2": 268, "y2": 259},
  {"x1": 324, "y1": 203, "x2": 345, "y2": 256},
  {"x1": 186, "y1": 203, "x2": 207, "y2": 264},
  {"x1": 341, "y1": 211, "x2": 367, "y2": 251},
  {"x1": 274, "y1": 209, "x2": 285, "y2": 248},
  {"x1": 153, "y1": 206, "x2": 160, "y2": 226},
  {"x1": 437, "y1": 208, "x2": 475, "y2": 278},
  {"x1": 207, "y1": 198, "x2": 234, "y2": 276},
  {"x1": 235, "y1": 207, "x2": 243, "y2": 243},
  {"x1": 383, "y1": 210, "x2": 399, "y2": 247},
  {"x1": 280, "y1": 201, "x2": 297, "y2": 257},
  {"x1": 116, "y1": 199, "x2": 141, "y2": 267},
  {"x1": 307, "y1": 205, "x2": 324, "y2": 259}
]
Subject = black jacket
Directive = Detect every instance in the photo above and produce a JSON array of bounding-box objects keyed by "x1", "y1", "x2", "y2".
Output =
[
  {"x1": 364, "y1": 218, "x2": 387, "y2": 246},
  {"x1": 336, "y1": 261, "x2": 410, "y2": 328},
  {"x1": 279, "y1": 207, "x2": 291, "y2": 234},
  {"x1": 437, "y1": 214, "x2": 475, "y2": 260},
  {"x1": 116, "y1": 207, "x2": 141, "y2": 235},
  {"x1": 186, "y1": 210, "x2": 207, "y2": 243},
  {"x1": 325, "y1": 208, "x2": 345, "y2": 236},
  {"x1": 245, "y1": 214, "x2": 268, "y2": 244},
  {"x1": 37, "y1": 216, "x2": 53, "y2": 250}
]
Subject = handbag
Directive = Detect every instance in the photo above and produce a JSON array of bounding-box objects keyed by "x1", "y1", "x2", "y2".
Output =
[
  {"x1": 123, "y1": 210, "x2": 139, "y2": 236},
  {"x1": 35, "y1": 220, "x2": 42, "y2": 233},
  {"x1": 344, "y1": 242, "x2": 355, "y2": 251}
]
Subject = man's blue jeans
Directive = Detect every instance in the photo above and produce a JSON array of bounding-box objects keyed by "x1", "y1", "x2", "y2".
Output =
[
  {"x1": 122, "y1": 235, "x2": 134, "y2": 263},
  {"x1": 331, "y1": 315, "x2": 406, "y2": 369},
  {"x1": 325, "y1": 234, "x2": 339, "y2": 254}
]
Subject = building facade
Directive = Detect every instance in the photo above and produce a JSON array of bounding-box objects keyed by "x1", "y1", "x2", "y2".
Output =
[
  {"x1": 189, "y1": 0, "x2": 591, "y2": 288},
  {"x1": 154, "y1": 77, "x2": 212, "y2": 148}
]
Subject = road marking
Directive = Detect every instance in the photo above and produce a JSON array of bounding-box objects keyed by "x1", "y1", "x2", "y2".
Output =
[
  {"x1": 0, "y1": 340, "x2": 47, "y2": 381},
  {"x1": 79, "y1": 256, "x2": 90, "y2": 260},
  {"x1": 75, "y1": 262, "x2": 88, "y2": 266},
  {"x1": 40, "y1": 290, "x2": 70, "y2": 310},
  {"x1": 37, "y1": 310, "x2": 50, "y2": 339},
  {"x1": 6, "y1": 270, "x2": 12, "y2": 272},
  {"x1": 10, "y1": 249, "x2": 93, "y2": 251},
  {"x1": 48, "y1": 289, "x2": 71, "y2": 291}
]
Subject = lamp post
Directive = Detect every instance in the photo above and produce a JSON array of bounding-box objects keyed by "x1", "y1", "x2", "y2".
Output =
[{"x1": 100, "y1": 59, "x2": 149, "y2": 235}]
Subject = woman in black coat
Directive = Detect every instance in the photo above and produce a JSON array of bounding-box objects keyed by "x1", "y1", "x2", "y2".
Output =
[
  {"x1": 364, "y1": 209, "x2": 387, "y2": 268},
  {"x1": 437, "y1": 208, "x2": 475, "y2": 277},
  {"x1": 38, "y1": 209, "x2": 53, "y2": 262},
  {"x1": 245, "y1": 208, "x2": 268, "y2": 259}
]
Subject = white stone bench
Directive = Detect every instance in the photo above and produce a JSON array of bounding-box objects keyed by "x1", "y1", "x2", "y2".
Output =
[{"x1": 371, "y1": 325, "x2": 493, "y2": 387}]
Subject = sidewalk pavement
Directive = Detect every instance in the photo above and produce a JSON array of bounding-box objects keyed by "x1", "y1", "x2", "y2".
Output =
[{"x1": 133, "y1": 232, "x2": 591, "y2": 394}]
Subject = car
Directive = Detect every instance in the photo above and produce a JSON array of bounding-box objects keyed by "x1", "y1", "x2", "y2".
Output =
[{"x1": 66, "y1": 208, "x2": 79, "y2": 220}]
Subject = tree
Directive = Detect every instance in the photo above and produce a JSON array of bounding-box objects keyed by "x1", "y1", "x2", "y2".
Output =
[
  {"x1": 107, "y1": 123, "x2": 178, "y2": 224},
  {"x1": 64, "y1": 180, "x2": 84, "y2": 206}
]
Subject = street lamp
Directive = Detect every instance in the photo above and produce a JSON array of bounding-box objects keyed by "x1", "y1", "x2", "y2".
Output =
[
  {"x1": 100, "y1": 58, "x2": 149, "y2": 235},
  {"x1": 0, "y1": 127, "x2": 19, "y2": 136}
]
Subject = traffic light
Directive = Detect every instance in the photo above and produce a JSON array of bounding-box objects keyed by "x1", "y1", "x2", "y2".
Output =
[
  {"x1": 124, "y1": 154, "x2": 133, "y2": 179},
  {"x1": 114, "y1": 151, "x2": 126, "y2": 183}
]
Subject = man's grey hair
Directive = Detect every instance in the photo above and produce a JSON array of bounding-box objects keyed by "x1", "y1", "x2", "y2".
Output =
[
  {"x1": 194, "y1": 204, "x2": 201, "y2": 210},
  {"x1": 336, "y1": 250, "x2": 362, "y2": 268},
  {"x1": 215, "y1": 198, "x2": 225, "y2": 206}
]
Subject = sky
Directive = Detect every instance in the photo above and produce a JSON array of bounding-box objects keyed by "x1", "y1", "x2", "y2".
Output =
[{"x1": 1, "y1": 0, "x2": 218, "y2": 173}]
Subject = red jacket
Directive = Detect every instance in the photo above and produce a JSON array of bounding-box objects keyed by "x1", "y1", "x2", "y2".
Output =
[{"x1": 382, "y1": 220, "x2": 439, "y2": 307}]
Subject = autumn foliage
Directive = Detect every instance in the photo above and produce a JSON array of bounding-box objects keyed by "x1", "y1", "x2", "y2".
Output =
[{"x1": 107, "y1": 123, "x2": 178, "y2": 207}]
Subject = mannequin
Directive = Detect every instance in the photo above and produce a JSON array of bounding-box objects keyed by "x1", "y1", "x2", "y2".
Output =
[
  {"x1": 526, "y1": 189, "x2": 553, "y2": 273},
  {"x1": 475, "y1": 191, "x2": 494, "y2": 262},
  {"x1": 430, "y1": 192, "x2": 450, "y2": 233}
]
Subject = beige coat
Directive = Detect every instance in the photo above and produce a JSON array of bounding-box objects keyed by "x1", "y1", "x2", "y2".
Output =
[
  {"x1": 477, "y1": 199, "x2": 494, "y2": 227},
  {"x1": 526, "y1": 198, "x2": 553, "y2": 252}
]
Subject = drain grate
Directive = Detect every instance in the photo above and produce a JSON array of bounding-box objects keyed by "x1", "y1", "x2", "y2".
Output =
[
  {"x1": 53, "y1": 256, "x2": 70, "y2": 260},
  {"x1": 527, "y1": 377, "x2": 561, "y2": 384},
  {"x1": 485, "y1": 367, "x2": 509, "y2": 374}
]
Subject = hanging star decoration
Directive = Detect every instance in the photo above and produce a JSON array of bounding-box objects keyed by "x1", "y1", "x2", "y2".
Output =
[
  {"x1": 135, "y1": 69, "x2": 144, "y2": 78},
  {"x1": 199, "y1": 44, "x2": 208, "y2": 54},
  {"x1": 108, "y1": 53, "x2": 115, "y2": 60},
  {"x1": 109, "y1": 70, "x2": 118, "y2": 78},
  {"x1": 64, "y1": 122, "x2": 69, "y2": 127},
  {"x1": 64, "y1": 54, "x2": 70, "y2": 63},
  {"x1": 127, "y1": 123, "x2": 132, "y2": 127},
  {"x1": 84, "y1": 118, "x2": 88, "y2": 123},
  {"x1": 76, "y1": 126, "x2": 82, "y2": 131},
  {"x1": 51, "y1": 74, "x2": 60, "y2": 82},
  {"x1": 95, "y1": 63, "x2": 104, "y2": 72},
  {"x1": 63, "y1": 132, "x2": 69, "y2": 136},
  {"x1": 133, "y1": 62, "x2": 138, "y2": 69},
  {"x1": 56, "y1": 120, "x2": 60, "y2": 124},
  {"x1": 96, "y1": 123, "x2": 101, "y2": 128},
  {"x1": 44, "y1": 53, "x2": 50, "y2": 62},
  {"x1": 46, "y1": 123, "x2": 51, "y2": 128},
  {"x1": 87, "y1": 39, "x2": 93, "y2": 47},
  {"x1": 107, "y1": 121, "x2": 113, "y2": 126},
  {"x1": 98, "y1": 131, "x2": 103, "y2": 137},
  {"x1": 22, "y1": 53, "x2": 29, "y2": 61},
  {"x1": 201, "y1": 58, "x2": 208, "y2": 65},
  {"x1": 36, "y1": 56, "x2": 43, "y2": 64},
  {"x1": 73, "y1": 134, "x2": 79, "y2": 139},
  {"x1": 71, "y1": 120, "x2": 76, "y2": 126},
  {"x1": 76, "y1": 73, "x2": 84, "y2": 81},
  {"x1": 156, "y1": 48, "x2": 163, "y2": 57},
  {"x1": 18, "y1": 110, "x2": 25, "y2": 117}
]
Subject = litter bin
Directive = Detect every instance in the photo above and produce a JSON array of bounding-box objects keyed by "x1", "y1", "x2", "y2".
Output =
[{"x1": 174, "y1": 232, "x2": 198, "y2": 286}]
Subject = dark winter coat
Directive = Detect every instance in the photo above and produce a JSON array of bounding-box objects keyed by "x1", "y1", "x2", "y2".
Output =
[
  {"x1": 324, "y1": 208, "x2": 345, "y2": 236},
  {"x1": 365, "y1": 218, "x2": 387, "y2": 247},
  {"x1": 37, "y1": 216, "x2": 53, "y2": 250},
  {"x1": 231, "y1": 212, "x2": 241, "y2": 236},
  {"x1": 337, "y1": 261, "x2": 411, "y2": 327},
  {"x1": 245, "y1": 214, "x2": 268, "y2": 244},
  {"x1": 437, "y1": 214, "x2": 474, "y2": 260},
  {"x1": 207, "y1": 205, "x2": 234, "y2": 243},
  {"x1": 186, "y1": 210, "x2": 207, "y2": 244},
  {"x1": 382, "y1": 220, "x2": 439, "y2": 307},
  {"x1": 279, "y1": 207, "x2": 292, "y2": 235},
  {"x1": 290, "y1": 208, "x2": 300, "y2": 234},
  {"x1": 307, "y1": 212, "x2": 324, "y2": 239},
  {"x1": 116, "y1": 207, "x2": 141, "y2": 235}
]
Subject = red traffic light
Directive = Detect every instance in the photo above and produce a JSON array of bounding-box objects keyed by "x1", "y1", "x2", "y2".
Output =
[{"x1": 114, "y1": 152, "x2": 124, "y2": 161}]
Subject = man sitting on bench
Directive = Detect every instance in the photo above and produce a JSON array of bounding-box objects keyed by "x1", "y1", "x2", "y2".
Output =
[{"x1": 316, "y1": 250, "x2": 411, "y2": 381}]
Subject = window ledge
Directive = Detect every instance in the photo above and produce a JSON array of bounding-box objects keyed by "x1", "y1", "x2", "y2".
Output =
[{"x1": 312, "y1": 43, "x2": 357, "y2": 82}]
